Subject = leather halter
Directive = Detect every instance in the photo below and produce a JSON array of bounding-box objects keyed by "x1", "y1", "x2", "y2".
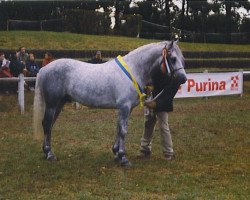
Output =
[{"x1": 161, "y1": 47, "x2": 183, "y2": 80}]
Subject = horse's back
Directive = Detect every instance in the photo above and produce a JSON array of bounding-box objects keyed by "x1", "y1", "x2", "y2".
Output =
[{"x1": 38, "y1": 58, "x2": 119, "y2": 108}]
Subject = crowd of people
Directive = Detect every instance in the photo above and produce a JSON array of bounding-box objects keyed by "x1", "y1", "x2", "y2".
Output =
[
  {"x1": 0, "y1": 47, "x2": 54, "y2": 78},
  {"x1": 0, "y1": 49, "x2": 105, "y2": 93},
  {"x1": 0, "y1": 47, "x2": 54, "y2": 92},
  {"x1": 0, "y1": 48, "x2": 104, "y2": 78}
]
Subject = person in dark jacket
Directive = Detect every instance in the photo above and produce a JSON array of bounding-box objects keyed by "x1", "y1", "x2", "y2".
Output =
[
  {"x1": 8, "y1": 51, "x2": 25, "y2": 92},
  {"x1": 88, "y1": 51, "x2": 104, "y2": 64},
  {"x1": 138, "y1": 67, "x2": 181, "y2": 161},
  {"x1": 26, "y1": 53, "x2": 40, "y2": 77},
  {"x1": 17, "y1": 46, "x2": 29, "y2": 65},
  {"x1": 9, "y1": 51, "x2": 25, "y2": 77},
  {"x1": 26, "y1": 53, "x2": 40, "y2": 89}
]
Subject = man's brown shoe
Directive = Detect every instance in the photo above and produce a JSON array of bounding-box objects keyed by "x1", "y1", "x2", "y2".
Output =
[
  {"x1": 164, "y1": 154, "x2": 175, "y2": 161},
  {"x1": 137, "y1": 151, "x2": 151, "y2": 159}
]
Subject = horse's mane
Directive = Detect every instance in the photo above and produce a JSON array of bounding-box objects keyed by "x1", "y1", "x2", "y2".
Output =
[{"x1": 126, "y1": 41, "x2": 167, "y2": 57}]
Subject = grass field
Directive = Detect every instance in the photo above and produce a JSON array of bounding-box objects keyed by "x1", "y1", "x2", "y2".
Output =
[
  {"x1": 0, "y1": 82, "x2": 249, "y2": 199},
  {"x1": 1, "y1": 31, "x2": 250, "y2": 51},
  {"x1": 0, "y1": 31, "x2": 249, "y2": 199}
]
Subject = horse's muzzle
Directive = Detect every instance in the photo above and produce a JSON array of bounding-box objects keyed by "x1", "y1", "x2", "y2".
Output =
[{"x1": 177, "y1": 73, "x2": 187, "y2": 85}]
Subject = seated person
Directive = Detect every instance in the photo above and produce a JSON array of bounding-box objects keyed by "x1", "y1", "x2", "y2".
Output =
[
  {"x1": 26, "y1": 53, "x2": 40, "y2": 89},
  {"x1": 88, "y1": 51, "x2": 104, "y2": 64},
  {"x1": 6, "y1": 51, "x2": 25, "y2": 92},
  {"x1": 9, "y1": 51, "x2": 25, "y2": 77},
  {"x1": 26, "y1": 53, "x2": 40, "y2": 77},
  {"x1": 17, "y1": 46, "x2": 29, "y2": 65},
  {"x1": 42, "y1": 52, "x2": 54, "y2": 67},
  {"x1": 0, "y1": 52, "x2": 12, "y2": 78}
]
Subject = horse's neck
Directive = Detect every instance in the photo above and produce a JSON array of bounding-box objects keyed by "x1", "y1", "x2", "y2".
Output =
[{"x1": 123, "y1": 49, "x2": 160, "y2": 88}]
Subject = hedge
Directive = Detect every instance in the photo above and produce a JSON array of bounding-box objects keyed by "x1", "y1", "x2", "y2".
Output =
[
  {"x1": 1, "y1": 49, "x2": 249, "y2": 69},
  {"x1": 64, "y1": 9, "x2": 110, "y2": 35},
  {"x1": 120, "y1": 14, "x2": 142, "y2": 37}
]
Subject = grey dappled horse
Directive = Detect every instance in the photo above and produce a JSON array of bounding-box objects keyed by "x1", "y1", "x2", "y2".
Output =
[{"x1": 33, "y1": 41, "x2": 187, "y2": 166}]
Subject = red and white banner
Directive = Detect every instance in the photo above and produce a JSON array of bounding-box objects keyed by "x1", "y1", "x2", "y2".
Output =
[{"x1": 175, "y1": 72, "x2": 243, "y2": 98}]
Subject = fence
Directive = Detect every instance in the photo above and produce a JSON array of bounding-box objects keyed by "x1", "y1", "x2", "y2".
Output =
[
  {"x1": 0, "y1": 71, "x2": 250, "y2": 114},
  {"x1": 0, "y1": 74, "x2": 35, "y2": 114},
  {"x1": 7, "y1": 19, "x2": 64, "y2": 32}
]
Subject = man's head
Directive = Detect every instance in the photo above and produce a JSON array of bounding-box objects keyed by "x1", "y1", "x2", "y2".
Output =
[
  {"x1": 29, "y1": 53, "x2": 35, "y2": 61},
  {"x1": 96, "y1": 51, "x2": 102, "y2": 60},
  {"x1": 0, "y1": 52, "x2": 4, "y2": 61},
  {"x1": 20, "y1": 47, "x2": 26, "y2": 54}
]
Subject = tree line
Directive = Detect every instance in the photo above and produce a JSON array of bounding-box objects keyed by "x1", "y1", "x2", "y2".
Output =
[{"x1": 0, "y1": 0, "x2": 249, "y2": 43}]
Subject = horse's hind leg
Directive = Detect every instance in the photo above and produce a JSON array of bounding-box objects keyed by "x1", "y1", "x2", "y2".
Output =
[
  {"x1": 42, "y1": 98, "x2": 67, "y2": 160},
  {"x1": 42, "y1": 105, "x2": 58, "y2": 160}
]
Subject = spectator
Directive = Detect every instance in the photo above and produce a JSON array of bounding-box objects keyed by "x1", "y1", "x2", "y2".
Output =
[
  {"x1": 88, "y1": 51, "x2": 104, "y2": 64},
  {"x1": 26, "y1": 53, "x2": 40, "y2": 77},
  {"x1": 0, "y1": 52, "x2": 12, "y2": 78},
  {"x1": 42, "y1": 52, "x2": 54, "y2": 67},
  {"x1": 17, "y1": 46, "x2": 29, "y2": 65},
  {"x1": 9, "y1": 51, "x2": 25, "y2": 77},
  {"x1": 26, "y1": 53, "x2": 40, "y2": 90}
]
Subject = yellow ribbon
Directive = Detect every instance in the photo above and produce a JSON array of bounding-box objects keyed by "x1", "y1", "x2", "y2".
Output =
[{"x1": 117, "y1": 55, "x2": 146, "y2": 107}]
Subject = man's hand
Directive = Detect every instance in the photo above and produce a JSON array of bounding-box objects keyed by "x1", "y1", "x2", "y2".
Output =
[
  {"x1": 144, "y1": 101, "x2": 156, "y2": 109},
  {"x1": 145, "y1": 85, "x2": 154, "y2": 95}
]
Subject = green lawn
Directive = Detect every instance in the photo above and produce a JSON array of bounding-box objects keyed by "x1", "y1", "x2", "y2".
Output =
[
  {"x1": 0, "y1": 30, "x2": 249, "y2": 199},
  {"x1": 1, "y1": 31, "x2": 250, "y2": 51},
  {"x1": 0, "y1": 85, "x2": 249, "y2": 199}
]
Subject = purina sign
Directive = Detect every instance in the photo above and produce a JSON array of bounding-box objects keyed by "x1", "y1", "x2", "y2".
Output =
[{"x1": 175, "y1": 72, "x2": 243, "y2": 98}]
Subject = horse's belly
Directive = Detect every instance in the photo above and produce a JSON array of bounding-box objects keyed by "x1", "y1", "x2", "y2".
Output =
[
  {"x1": 76, "y1": 93, "x2": 116, "y2": 108},
  {"x1": 68, "y1": 79, "x2": 117, "y2": 108}
]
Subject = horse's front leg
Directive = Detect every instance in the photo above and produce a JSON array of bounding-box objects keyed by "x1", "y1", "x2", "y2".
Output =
[
  {"x1": 115, "y1": 105, "x2": 131, "y2": 167},
  {"x1": 112, "y1": 127, "x2": 120, "y2": 162}
]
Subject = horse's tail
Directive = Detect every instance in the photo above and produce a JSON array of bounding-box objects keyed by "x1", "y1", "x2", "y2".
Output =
[{"x1": 33, "y1": 72, "x2": 45, "y2": 141}]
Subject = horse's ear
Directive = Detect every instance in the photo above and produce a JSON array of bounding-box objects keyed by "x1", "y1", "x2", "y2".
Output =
[
  {"x1": 175, "y1": 39, "x2": 179, "y2": 44},
  {"x1": 168, "y1": 40, "x2": 174, "y2": 50}
]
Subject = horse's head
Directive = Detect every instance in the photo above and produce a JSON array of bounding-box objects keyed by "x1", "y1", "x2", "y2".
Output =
[
  {"x1": 124, "y1": 41, "x2": 187, "y2": 88},
  {"x1": 158, "y1": 40, "x2": 187, "y2": 86}
]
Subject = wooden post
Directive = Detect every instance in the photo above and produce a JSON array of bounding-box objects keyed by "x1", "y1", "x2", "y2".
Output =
[
  {"x1": 75, "y1": 102, "x2": 80, "y2": 110},
  {"x1": 7, "y1": 19, "x2": 9, "y2": 31},
  {"x1": 18, "y1": 74, "x2": 25, "y2": 114},
  {"x1": 40, "y1": 21, "x2": 43, "y2": 31}
]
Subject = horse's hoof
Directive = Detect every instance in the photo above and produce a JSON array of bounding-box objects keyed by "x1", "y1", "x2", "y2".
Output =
[
  {"x1": 120, "y1": 157, "x2": 132, "y2": 168},
  {"x1": 121, "y1": 160, "x2": 132, "y2": 168},
  {"x1": 112, "y1": 146, "x2": 119, "y2": 155},
  {"x1": 47, "y1": 154, "x2": 57, "y2": 161},
  {"x1": 114, "y1": 154, "x2": 120, "y2": 163}
]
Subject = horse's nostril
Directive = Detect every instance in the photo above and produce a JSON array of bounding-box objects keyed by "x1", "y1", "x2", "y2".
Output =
[
  {"x1": 178, "y1": 75, "x2": 187, "y2": 84},
  {"x1": 182, "y1": 76, "x2": 187, "y2": 84}
]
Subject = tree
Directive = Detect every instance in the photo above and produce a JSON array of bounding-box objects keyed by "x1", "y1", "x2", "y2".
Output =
[
  {"x1": 222, "y1": 0, "x2": 250, "y2": 43},
  {"x1": 181, "y1": 0, "x2": 186, "y2": 29},
  {"x1": 225, "y1": 0, "x2": 233, "y2": 43},
  {"x1": 240, "y1": 17, "x2": 250, "y2": 32},
  {"x1": 113, "y1": 0, "x2": 131, "y2": 32},
  {"x1": 165, "y1": 0, "x2": 172, "y2": 33}
]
